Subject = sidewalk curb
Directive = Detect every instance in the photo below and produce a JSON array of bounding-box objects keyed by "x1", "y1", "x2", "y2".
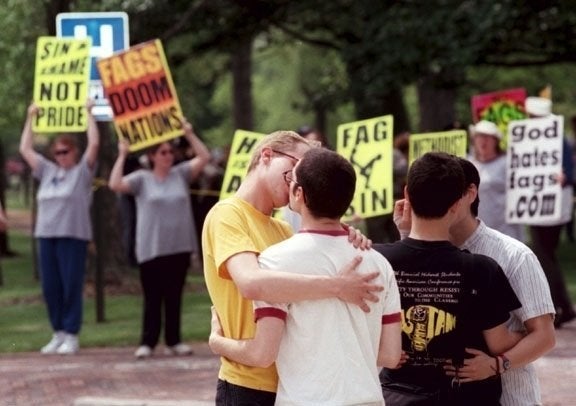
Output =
[{"x1": 74, "y1": 397, "x2": 212, "y2": 406}]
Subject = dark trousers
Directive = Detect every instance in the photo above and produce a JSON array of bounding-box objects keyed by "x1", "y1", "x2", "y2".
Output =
[
  {"x1": 215, "y1": 379, "x2": 276, "y2": 406},
  {"x1": 38, "y1": 238, "x2": 88, "y2": 335},
  {"x1": 139, "y1": 252, "x2": 190, "y2": 347},
  {"x1": 530, "y1": 224, "x2": 575, "y2": 318}
]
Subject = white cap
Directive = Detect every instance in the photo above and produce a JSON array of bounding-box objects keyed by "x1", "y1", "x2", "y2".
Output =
[
  {"x1": 525, "y1": 96, "x2": 552, "y2": 117},
  {"x1": 473, "y1": 120, "x2": 502, "y2": 140}
]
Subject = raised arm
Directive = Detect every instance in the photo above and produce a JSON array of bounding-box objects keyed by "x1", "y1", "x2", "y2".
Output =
[
  {"x1": 208, "y1": 307, "x2": 284, "y2": 368},
  {"x1": 19, "y1": 103, "x2": 41, "y2": 172},
  {"x1": 108, "y1": 138, "x2": 133, "y2": 194},
  {"x1": 227, "y1": 252, "x2": 382, "y2": 312},
  {"x1": 181, "y1": 117, "x2": 210, "y2": 180},
  {"x1": 84, "y1": 99, "x2": 100, "y2": 169}
]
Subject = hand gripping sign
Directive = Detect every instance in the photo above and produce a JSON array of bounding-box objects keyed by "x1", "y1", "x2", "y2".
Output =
[
  {"x1": 33, "y1": 36, "x2": 91, "y2": 133},
  {"x1": 97, "y1": 39, "x2": 184, "y2": 152}
]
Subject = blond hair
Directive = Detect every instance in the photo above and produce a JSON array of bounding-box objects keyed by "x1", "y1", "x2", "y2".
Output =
[{"x1": 247, "y1": 130, "x2": 319, "y2": 172}]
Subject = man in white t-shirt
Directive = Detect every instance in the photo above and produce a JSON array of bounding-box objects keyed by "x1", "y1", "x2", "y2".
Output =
[{"x1": 209, "y1": 148, "x2": 402, "y2": 405}]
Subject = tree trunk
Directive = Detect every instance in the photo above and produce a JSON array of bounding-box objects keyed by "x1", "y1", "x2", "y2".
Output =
[
  {"x1": 350, "y1": 83, "x2": 411, "y2": 135},
  {"x1": 90, "y1": 122, "x2": 130, "y2": 285},
  {"x1": 0, "y1": 139, "x2": 12, "y2": 257},
  {"x1": 417, "y1": 74, "x2": 458, "y2": 133},
  {"x1": 231, "y1": 36, "x2": 254, "y2": 131}
]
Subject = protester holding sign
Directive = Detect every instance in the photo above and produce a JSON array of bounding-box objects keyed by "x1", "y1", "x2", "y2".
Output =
[
  {"x1": 19, "y1": 100, "x2": 99, "y2": 355},
  {"x1": 469, "y1": 120, "x2": 526, "y2": 242},
  {"x1": 109, "y1": 117, "x2": 210, "y2": 359},
  {"x1": 525, "y1": 96, "x2": 576, "y2": 328}
]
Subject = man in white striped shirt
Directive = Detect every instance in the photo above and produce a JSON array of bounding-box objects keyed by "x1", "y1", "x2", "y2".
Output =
[{"x1": 393, "y1": 157, "x2": 556, "y2": 405}]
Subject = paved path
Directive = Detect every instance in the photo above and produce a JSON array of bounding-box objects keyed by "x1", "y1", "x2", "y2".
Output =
[{"x1": 0, "y1": 319, "x2": 575, "y2": 406}]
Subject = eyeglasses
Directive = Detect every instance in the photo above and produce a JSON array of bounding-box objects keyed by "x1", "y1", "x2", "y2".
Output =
[
  {"x1": 54, "y1": 149, "x2": 70, "y2": 156},
  {"x1": 272, "y1": 149, "x2": 299, "y2": 163},
  {"x1": 283, "y1": 170, "x2": 295, "y2": 186},
  {"x1": 283, "y1": 170, "x2": 306, "y2": 201}
]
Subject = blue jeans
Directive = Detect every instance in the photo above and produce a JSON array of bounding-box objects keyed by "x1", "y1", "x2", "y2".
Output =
[
  {"x1": 38, "y1": 237, "x2": 88, "y2": 334},
  {"x1": 215, "y1": 379, "x2": 276, "y2": 406}
]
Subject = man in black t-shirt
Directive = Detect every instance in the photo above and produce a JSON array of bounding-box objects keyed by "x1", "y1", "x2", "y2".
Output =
[{"x1": 374, "y1": 152, "x2": 522, "y2": 405}]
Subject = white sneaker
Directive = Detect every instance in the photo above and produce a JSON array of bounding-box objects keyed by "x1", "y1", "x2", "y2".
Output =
[
  {"x1": 164, "y1": 343, "x2": 193, "y2": 356},
  {"x1": 40, "y1": 331, "x2": 66, "y2": 354},
  {"x1": 56, "y1": 334, "x2": 79, "y2": 355},
  {"x1": 135, "y1": 345, "x2": 153, "y2": 359}
]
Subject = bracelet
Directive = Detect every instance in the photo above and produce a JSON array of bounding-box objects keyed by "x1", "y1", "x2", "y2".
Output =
[{"x1": 491, "y1": 356, "x2": 500, "y2": 376}]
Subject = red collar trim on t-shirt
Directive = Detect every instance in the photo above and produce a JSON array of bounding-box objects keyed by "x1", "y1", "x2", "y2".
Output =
[{"x1": 298, "y1": 229, "x2": 349, "y2": 236}]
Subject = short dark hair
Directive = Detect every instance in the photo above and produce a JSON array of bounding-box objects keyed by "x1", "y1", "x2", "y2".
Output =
[
  {"x1": 457, "y1": 157, "x2": 481, "y2": 216},
  {"x1": 296, "y1": 148, "x2": 356, "y2": 219},
  {"x1": 407, "y1": 152, "x2": 465, "y2": 218}
]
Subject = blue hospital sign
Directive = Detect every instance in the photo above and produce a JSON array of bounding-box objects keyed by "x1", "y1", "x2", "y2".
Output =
[{"x1": 56, "y1": 12, "x2": 129, "y2": 121}]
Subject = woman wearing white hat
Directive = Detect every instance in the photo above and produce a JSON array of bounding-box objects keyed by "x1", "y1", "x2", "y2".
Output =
[{"x1": 469, "y1": 120, "x2": 526, "y2": 242}]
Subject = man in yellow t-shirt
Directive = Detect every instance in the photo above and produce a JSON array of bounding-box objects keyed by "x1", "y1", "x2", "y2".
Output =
[{"x1": 202, "y1": 130, "x2": 382, "y2": 405}]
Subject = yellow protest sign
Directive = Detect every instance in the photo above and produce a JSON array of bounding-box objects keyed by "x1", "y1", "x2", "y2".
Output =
[
  {"x1": 219, "y1": 130, "x2": 265, "y2": 200},
  {"x1": 337, "y1": 115, "x2": 394, "y2": 220},
  {"x1": 408, "y1": 130, "x2": 468, "y2": 166},
  {"x1": 97, "y1": 39, "x2": 183, "y2": 152},
  {"x1": 33, "y1": 36, "x2": 91, "y2": 133}
]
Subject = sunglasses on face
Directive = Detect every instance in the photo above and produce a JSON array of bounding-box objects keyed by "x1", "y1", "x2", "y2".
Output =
[{"x1": 54, "y1": 149, "x2": 70, "y2": 156}]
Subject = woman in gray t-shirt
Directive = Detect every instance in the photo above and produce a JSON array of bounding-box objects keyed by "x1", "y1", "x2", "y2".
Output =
[
  {"x1": 19, "y1": 102, "x2": 100, "y2": 355},
  {"x1": 109, "y1": 117, "x2": 210, "y2": 359}
]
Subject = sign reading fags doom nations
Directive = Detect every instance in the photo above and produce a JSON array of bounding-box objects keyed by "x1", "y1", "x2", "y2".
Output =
[
  {"x1": 33, "y1": 36, "x2": 91, "y2": 133},
  {"x1": 97, "y1": 39, "x2": 183, "y2": 151}
]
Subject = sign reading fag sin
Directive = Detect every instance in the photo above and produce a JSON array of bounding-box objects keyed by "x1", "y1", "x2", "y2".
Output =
[{"x1": 97, "y1": 39, "x2": 184, "y2": 152}]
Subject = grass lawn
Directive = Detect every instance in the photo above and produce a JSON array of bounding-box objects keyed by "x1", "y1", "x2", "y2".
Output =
[
  {"x1": 1, "y1": 226, "x2": 575, "y2": 354},
  {"x1": 0, "y1": 231, "x2": 212, "y2": 354}
]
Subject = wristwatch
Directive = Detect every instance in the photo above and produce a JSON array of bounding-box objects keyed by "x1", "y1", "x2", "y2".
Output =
[{"x1": 499, "y1": 354, "x2": 511, "y2": 372}]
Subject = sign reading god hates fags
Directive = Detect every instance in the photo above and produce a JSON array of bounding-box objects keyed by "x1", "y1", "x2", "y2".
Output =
[
  {"x1": 33, "y1": 36, "x2": 91, "y2": 133},
  {"x1": 506, "y1": 115, "x2": 564, "y2": 224},
  {"x1": 337, "y1": 115, "x2": 393, "y2": 221},
  {"x1": 97, "y1": 39, "x2": 183, "y2": 152},
  {"x1": 408, "y1": 130, "x2": 467, "y2": 166},
  {"x1": 219, "y1": 130, "x2": 265, "y2": 200}
]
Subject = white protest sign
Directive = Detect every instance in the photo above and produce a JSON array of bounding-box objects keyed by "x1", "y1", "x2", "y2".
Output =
[{"x1": 506, "y1": 115, "x2": 563, "y2": 224}]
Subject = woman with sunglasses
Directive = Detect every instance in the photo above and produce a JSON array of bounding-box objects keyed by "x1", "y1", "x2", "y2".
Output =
[
  {"x1": 109, "y1": 117, "x2": 210, "y2": 358},
  {"x1": 19, "y1": 100, "x2": 100, "y2": 355}
]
